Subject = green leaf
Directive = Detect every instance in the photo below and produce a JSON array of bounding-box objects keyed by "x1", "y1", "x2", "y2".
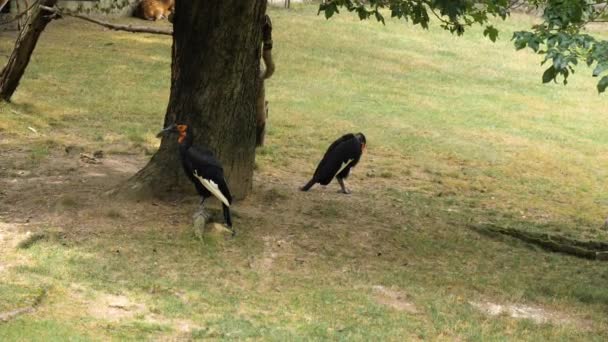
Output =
[
  {"x1": 483, "y1": 26, "x2": 499, "y2": 42},
  {"x1": 374, "y1": 11, "x2": 385, "y2": 24},
  {"x1": 597, "y1": 76, "x2": 608, "y2": 93},
  {"x1": 593, "y1": 64, "x2": 608, "y2": 77},
  {"x1": 528, "y1": 38, "x2": 540, "y2": 52},
  {"x1": 553, "y1": 55, "x2": 565, "y2": 70},
  {"x1": 319, "y1": 3, "x2": 339, "y2": 19},
  {"x1": 542, "y1": 66, "x2": 557, "y2": 83}
]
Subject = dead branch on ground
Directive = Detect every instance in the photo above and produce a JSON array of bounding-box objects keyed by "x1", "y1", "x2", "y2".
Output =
[
  {"x1": 470, "y1": 223, "x2": 608, "y2": 260},
  {"x1": 40, "y1": 5, "x2": 172, "y2": 35}
]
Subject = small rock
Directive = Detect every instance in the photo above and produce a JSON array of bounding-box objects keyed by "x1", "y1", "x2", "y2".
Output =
[
  {"x1": 204, "y1": 222, "x2": 233, "y2": 236},
  {"x1": 80, "y1": 153, "x2": 101, "y2": 164},
  {"x1": 193, "y1": 212, "x2": 232, "y2": 241}
]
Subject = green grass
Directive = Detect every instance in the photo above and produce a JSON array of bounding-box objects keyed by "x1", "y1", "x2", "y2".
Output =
[
  {"x1": 268, "y1": 6, "x2": 608, "y2": 239},
  {"x1": 1, "y1": 3, "x2": 608, "y2": 340}
]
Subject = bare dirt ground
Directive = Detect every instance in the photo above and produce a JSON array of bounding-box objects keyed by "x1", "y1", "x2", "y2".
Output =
[
  {"x1": 0, "y1": 148, "x2": 150, "y2": 236},
  {"x1": 0, "y1": 144, "x2": 603, "y2": 338},
  {"x1": 469, "y1": 301, "x2": 593, "y2": 329}
]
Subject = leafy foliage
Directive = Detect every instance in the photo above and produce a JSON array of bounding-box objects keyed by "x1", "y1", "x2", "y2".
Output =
[{"x1": 319, "y1": 0, "x2": 608, "y2": 93}]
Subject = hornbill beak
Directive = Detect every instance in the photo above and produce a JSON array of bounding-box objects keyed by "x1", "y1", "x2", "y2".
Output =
[{"x1": 156, "y1": 123, "x2": 178, "y2": 138}]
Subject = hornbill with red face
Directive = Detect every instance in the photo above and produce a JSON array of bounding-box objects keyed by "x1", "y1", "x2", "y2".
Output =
[
  {"x1": 300, "y1": 132, "x2": 366, "y2": 194},
  {"x1": 157, "y1": 123, "x2": 234, "y2": 235}
]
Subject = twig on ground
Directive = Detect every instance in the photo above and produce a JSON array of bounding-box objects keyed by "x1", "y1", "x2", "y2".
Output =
[{"x1": 40, "y1": 5, "x2": 172, "y2": 35}]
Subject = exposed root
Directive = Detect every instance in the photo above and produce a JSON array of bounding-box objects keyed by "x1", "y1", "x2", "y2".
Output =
[
  {"x1": 470, "y1": 224, "x2": 608, "y2": 260},
  {"x1": 0, "y1": 287, "x2": 47, "y2": 323},
  {"x1": 16, "y1": 232, "x2": 46, "y2": 249}
]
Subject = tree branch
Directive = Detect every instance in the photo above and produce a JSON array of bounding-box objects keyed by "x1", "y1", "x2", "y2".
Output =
[
  {"x1": 470, "y1": 224, "x2": 608, "y2": 260},
  {"x1": 40, "y1": 5, "x2": 173, "y2": 35},
  {"x1": 0, "y1": 0, "x2": 40, "y2": 26},
  {"x1": 420, "y1": 0, "x2": 458, "y2": 27}
]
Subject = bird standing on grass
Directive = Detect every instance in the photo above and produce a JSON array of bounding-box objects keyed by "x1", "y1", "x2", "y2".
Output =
[
  {"x1": 157, "y1": 123, "x2": 234, "y2": 235},
  {"x1": 300, "y1": 132, "x2": 366, "y2": 194}
]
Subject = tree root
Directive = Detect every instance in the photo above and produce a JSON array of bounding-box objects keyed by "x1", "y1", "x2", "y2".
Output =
[
  {"x1": 0, "y1": 287, "x2": 47, "y2": 323},
  {"x1": 469, "y1": 223, "x2": 608, "y2": 261},
  {"x1": 16, "y1": 232, "x2": 46, "y2": 249}
]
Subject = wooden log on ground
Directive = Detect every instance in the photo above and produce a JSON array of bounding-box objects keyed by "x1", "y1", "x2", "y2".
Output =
[{"x1": 469, "y1": 223, "x2": 608, "y2": 261}]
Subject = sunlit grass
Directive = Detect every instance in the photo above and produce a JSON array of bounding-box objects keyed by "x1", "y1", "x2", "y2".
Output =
[
  {"x1": 1, "y1": 3, "x2": 608, "y2": 340},
  {"x1": 265, "y1": 5, "x2": 608, "y2": 239}
]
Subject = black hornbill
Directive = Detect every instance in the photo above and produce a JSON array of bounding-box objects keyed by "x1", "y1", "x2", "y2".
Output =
[
  {"x1": 157, "y1": 123, "x2": 234, "y2": 234},
  {"x1": 300, "y1": 132, "x2": 366, "y2": 194}
]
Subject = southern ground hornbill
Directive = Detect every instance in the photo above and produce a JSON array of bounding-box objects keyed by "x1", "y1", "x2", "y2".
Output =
[
  {"x1": 301, "y1": 133, "x2": 366, "y2": 194},
  {"x1": 157, "y1": 123, "x2": 234, "y2": 235}
]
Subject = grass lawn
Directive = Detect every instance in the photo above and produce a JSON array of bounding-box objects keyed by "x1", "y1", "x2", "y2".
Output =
[{"x1": 1, "y1": 4, "x2": 607, "y2": 340}]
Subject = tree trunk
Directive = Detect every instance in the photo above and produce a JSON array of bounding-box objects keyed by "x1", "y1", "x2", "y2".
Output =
[
  {"x1": 0, "y1": 0, "x2": 58, "y2": 101},
  {"x1": 124, "y1": 0, "x2": 267, "y2": 200},
  {"x1": 0, "y1": 0, "x2": 9, "y2": 13},
  {"x1": 256, "y1": 15, "x2": 274, "y2": 147}
]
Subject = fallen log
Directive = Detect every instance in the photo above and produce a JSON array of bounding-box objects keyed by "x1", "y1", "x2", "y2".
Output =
[{"x1": 469, "y1": 223, "x2": 608, "y2": 261}]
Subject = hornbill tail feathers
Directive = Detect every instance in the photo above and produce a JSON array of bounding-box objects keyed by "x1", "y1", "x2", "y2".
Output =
[{"x1": 193, "y1": 170, "x2": 231, "y2": 207}]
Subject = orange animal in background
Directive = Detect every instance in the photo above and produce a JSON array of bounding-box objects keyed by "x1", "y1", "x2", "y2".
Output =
[{"x1": 136, "y1": 0, "x2": 174, "y2": 21}]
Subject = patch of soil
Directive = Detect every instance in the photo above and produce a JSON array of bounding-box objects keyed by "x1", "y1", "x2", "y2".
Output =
[
  {"x1": 68, "y1": 284, "x2": 199, "y2": 333},
  {"x1": 88, "y1": 294, "x2": 147, "y2": 322},
  {"x1": 145, "y1": 315, "x2": 197, "y2": 333},
  {"x1": 372, "y1": 285, "x2": 418, "y2": 313},
  {"x1": 0, "y1": 146, "x2": 411, "y2": 330},
  {"x1": 469, "y1": 301, "x2": 590, "y2": 328},
  {"x1": 249, "y1": 235, "x2": 293, "y2": 272},
  {"x1": 0, "y1": 222, "x2": 37, "y2": 269},
  {"x1": 0, "y1": 150, "x2": 148, "y2": 227}
]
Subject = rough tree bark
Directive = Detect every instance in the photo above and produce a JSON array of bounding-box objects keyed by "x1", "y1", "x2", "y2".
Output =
[
  {"x1": 124, "y1": 0, "x2": 267, "y2": 200},
  {"x1": 256, "y1": 14, "x2": 275, "y2": 147},
  {"x1": 0, "y1": 0, "x2": 58, "y2": 101}
]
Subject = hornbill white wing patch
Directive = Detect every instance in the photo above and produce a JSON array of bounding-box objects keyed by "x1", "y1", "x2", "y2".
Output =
[
  {"x1": 193, "y1": 170, "x2": 230, "y2": 207},
  {"x1": 336, "y1": 159, "x2": 354, "y2": 176}
]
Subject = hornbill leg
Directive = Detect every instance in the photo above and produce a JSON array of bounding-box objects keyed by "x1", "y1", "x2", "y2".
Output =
[
  {"x1": 198, "y1": 197, "x2": 206, "y2": 212},
  {"x1": 300, "y1": 178, "x2": 316, "y2": 192},
  {"x1": 337, "y1": 177, "x2": 351, "y2": 194},
  {"x1": 222, "y1": 204, "x2": 235, "y2": 236},
  {"x1": 193, "y1": 197, "x2": 210, "y2": 223}
]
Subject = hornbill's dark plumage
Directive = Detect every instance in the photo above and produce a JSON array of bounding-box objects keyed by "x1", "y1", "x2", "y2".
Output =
[
  {"x1": 157, "y1": 123, "x2": 234, "y2": 234},
  {"x1": 300, "y1": 132, "x2": 366, "y2": 194}
]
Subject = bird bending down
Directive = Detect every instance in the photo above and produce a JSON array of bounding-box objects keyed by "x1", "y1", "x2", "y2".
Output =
[
  {"x1": 301, "y1": 132, "x2": 366, "y2": 194},
  {"x1": 157, "y1": 123, "x2": 234, "y2": 235}
]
